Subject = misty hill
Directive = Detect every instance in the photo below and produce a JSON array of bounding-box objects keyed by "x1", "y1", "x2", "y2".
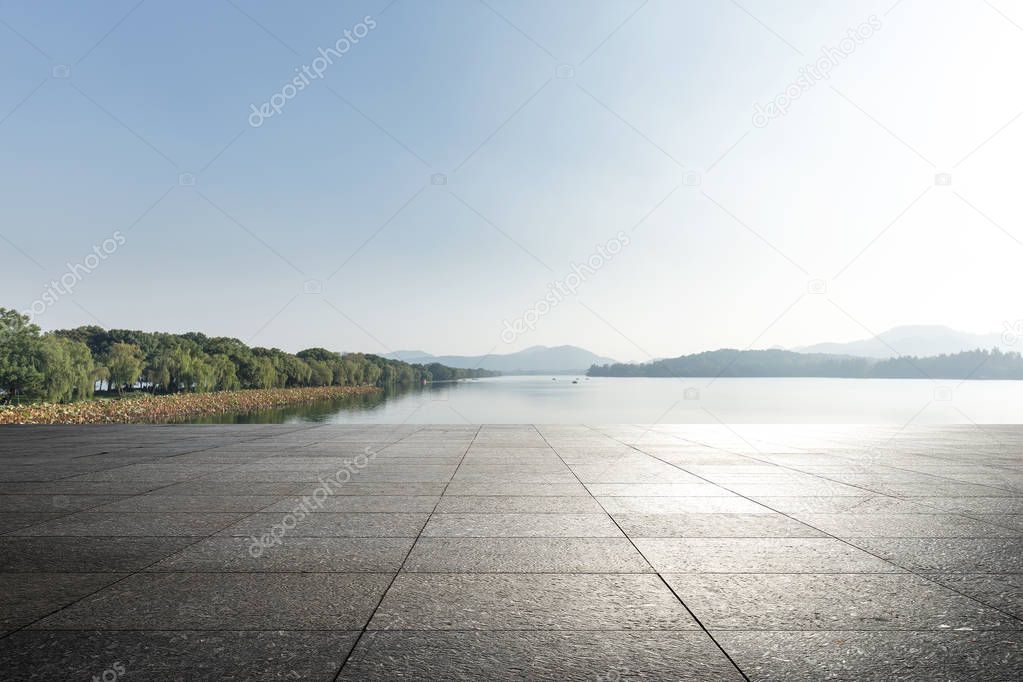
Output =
[
  {"x1": 798, "y1": 325, "x2": 1007, "y2": 359},
  {"x1": 386, "y1": 345, "x2": 616, "y2": 374},
  {"x1": 587, "y1": 348, "x2": 1023, "y2": 380}
]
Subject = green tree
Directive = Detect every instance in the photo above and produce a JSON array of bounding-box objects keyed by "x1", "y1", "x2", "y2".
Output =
[
  {"x1": 143, "y1": 358, "x2": 171, "y2": 393},
  {"x1": 63, "y1": 337, "x2": 96, "y2": 401},
  {"x1": 282, "y1": 355, "x2": 312, "y2": 387},
  {"x1": 343, "y1": 355, "x2": 364, "y2": 385},
  {"x1": 166, "y1": 345, "x2": 195, "y2": 392},
  {"x1": 252, "y1": 356, "x2": 276, "y2": 389},
  {"x1": 192, "y1": 356, "x2": 217, "y2": 392},
  {"x1": 38, "y1": 335, "x2": 75, "y2": 402},
  {"x1": 210, "y1": 354, "x2": 240, "y2": 391},
  {"x1": 2, "y1": 311, "x2": 494, "y2": 404},
  {"x1": 92, "y1": 364, "x2": 110, "y2": 393},
  {"x1": 0, "y1": 308, "x2": 44, "y2": 402},
  {"x1": 105, "y1": 342, "x2": 143, "y2": 394},
  {"x1": 306, "y1": 359, "x2": 333, "y2": 386}
]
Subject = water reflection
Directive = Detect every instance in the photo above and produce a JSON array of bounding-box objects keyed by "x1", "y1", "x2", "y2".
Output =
[
  {"x1": 177, "y1": 383, "x2": 434, "y2": 424},
  {"x1": 176, "y1": 376, "x2": 1023, "y2": 424}
]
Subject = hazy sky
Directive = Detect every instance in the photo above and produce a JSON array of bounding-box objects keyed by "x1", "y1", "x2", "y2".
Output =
[{"x1": 3, "y1": 0, "x2": 1022, "y2": 362}]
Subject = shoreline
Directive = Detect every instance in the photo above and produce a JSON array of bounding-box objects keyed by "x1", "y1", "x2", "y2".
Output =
[{"x1": 0, "y1": 385, "x2": 381, "y2": 425}]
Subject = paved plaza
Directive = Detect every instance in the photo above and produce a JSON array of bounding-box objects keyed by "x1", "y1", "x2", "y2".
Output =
[{"x1": 0, "y1": 423, "x2": 1020, "y2": 680}]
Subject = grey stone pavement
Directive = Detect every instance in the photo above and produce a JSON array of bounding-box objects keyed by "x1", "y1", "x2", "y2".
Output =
[{"x1": 0, "y1": 423, "x2": 1020, "y2": 680}]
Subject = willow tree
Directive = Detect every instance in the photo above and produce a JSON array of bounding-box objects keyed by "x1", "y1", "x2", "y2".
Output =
[{"x1": 105, "y1": 343, "x2": 143, "y2": 394}]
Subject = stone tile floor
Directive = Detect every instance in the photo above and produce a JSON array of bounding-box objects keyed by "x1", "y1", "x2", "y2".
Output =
[{"x1": 0, "y1": 423, "x2": 1020, "y2": 680}]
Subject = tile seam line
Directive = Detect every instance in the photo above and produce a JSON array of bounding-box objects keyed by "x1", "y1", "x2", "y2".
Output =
[
  {"x1": 332, "y1": 424, "x2": 483, "y2": 680},
  {"x1": 535, "y1": 424, "x2": 752, "y2": 682},
  {"x1": 596, "y1": 426, "x2": 1023, "y2": 625}
]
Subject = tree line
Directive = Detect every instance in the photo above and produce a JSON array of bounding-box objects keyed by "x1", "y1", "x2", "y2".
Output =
[
  {"x1": 587, "y1": 348, "x2": 1023, "y2": 380},
  {"x1": 0, "y1": 308, "x2": 496, "y2": 403}
]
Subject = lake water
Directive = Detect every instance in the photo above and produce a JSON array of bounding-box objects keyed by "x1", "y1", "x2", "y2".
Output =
[{"x1": 183, "y1": 375, "x2": 1023, "y2": 424}]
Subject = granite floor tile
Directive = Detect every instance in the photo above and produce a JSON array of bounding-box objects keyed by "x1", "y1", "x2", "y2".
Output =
[
  {"x1": 712, "y1": 481, "x2": 869, "y2": 497},
  {"x1": 0, "y1": 573, "x2": 126, "y2": 629},
  {"x1": 370, "y1": 573, "x2": 699, "y2": 630},
  {"x1": 0, "y1": 494, "x2": 115, "y2": 513},
  {"x1": 613, "y1": 513, "x2": 824, "y2": 538},
  {"x1": 0, "y1": 482, "x2": 163, "y2": 496},
  {"x1": 194, "y1": 471, "x2": 335, "y2": 483},
  {"x1": 294, "y1": 482, "x2": 448, "y2": 496},
  {"x1": 791, "y1": 513, "x2": 1018, "y2": 538},
  {"x1": 585, "y1": 483, "x2": 732, "y2": 497},
  {"x1": 67, "y1": 471, "x2": 202, "y2": 483},
  {"x1": 975, "y1": 514, "x2": 1023, "y2": 532},
  {"x1": 598, "y1": 496, "x2": 772, "y2": 514},
  {"x1": 421, "y1": 513, "x2": 623, "y2": 537},
  {"x1": 635, "y1": 537, "x2": 900, "y2": 573},
  {"x1": 34, "y1": 572, "x2": 392, "y2": 630},
  {"x1": 91, "y1": 495, "x2": 280, "y2": 513},
  {"x1": 150, "y1": 481, "x2": 307, "y2": 496},
  {"x1": 851, "y1": 538, "x2": 1023, "y2": 573},
  {"x1": 338, "y1": 631, "x2": 743, "y2": 681},
  {"x1": 858, "y1": 482, "x2": 1019, "y2": 497},
  {"x1": 341, "y1": 469, "x2": 457, "y2": 483},
  {"x1": 403, "y1": 537, "x2": 651, "y2": 573},
  {"x1": 927, "y1": 573, "x2": 1023, "y2": 617},
  {"x1": 714, "y1": 631, "x2": 1023, "y2": 682},
  {"x1": 0, "y1": 630, "x2": 359, "y2": 682},
  {"x1": 452, "y1": 469, "x2": 576, "y2": 484},
  {"x1": 750, "y1": 495, "x2": 933, "y2": 514},
  {"x1": 260, "y1": 495, "x2": 439, "y2": 513},
  {"x1": 664, "y1": 573, "x2": 1020, "y2": 630},
  {"x1": 569, "y1": 466, "x2": 703, "y2": 484},
  {"x1": 11, "y1": 512, "x2": 250, "y2": 537},
  {"x1": 220, "y1": 512, "x2": 429, "y2": 538},
  {"x1": 906, "y1": 497, "x2": 1023, "y2": 515},
  {"x1": 0, "y1": 512, "x2": 66, "y2": 534},
  {"x1": 0, "y1": 537, "x2": 198, "y2": 572},
  {"x1": 443, "y1": 482, "x2": 590, "y2": 496},
  {"x1": 433, "y1": 495, "x2": 605, "y2": 513},
  {"x1": 148, "y1": 537, "x2": 415, "y2": 573}
]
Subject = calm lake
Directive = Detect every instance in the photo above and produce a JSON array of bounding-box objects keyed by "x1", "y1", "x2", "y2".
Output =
[{"x1": 181, "y1": 375, "x2": 1023, "y2": 424}]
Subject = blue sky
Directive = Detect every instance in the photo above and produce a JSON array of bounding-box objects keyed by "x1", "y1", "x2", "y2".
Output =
[{"x1": 3, "y1": 0, "x2": 1022, "y2": 362}]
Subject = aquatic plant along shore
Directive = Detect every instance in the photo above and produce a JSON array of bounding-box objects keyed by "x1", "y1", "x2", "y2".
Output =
[{"x1": 0, "y1": 385, "x2": 380, "y2": 424}]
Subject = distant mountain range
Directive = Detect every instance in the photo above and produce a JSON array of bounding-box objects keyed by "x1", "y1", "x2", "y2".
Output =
[
  {"x1": 387, "y1": 325, "x2": 1010, "y2": 377},
  {"x1": 587, "y1": 325, "x2": 1020, "y2": 380},
  {"x1": 588, "y1": 347, "x2": 1023, "y2": 380},
  {"x1": 797, "y1": 325, "x2": 1007, "y2": 359},
  {"x1": 385, "y1": 345, "x2": 616, "y2": 374}
]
